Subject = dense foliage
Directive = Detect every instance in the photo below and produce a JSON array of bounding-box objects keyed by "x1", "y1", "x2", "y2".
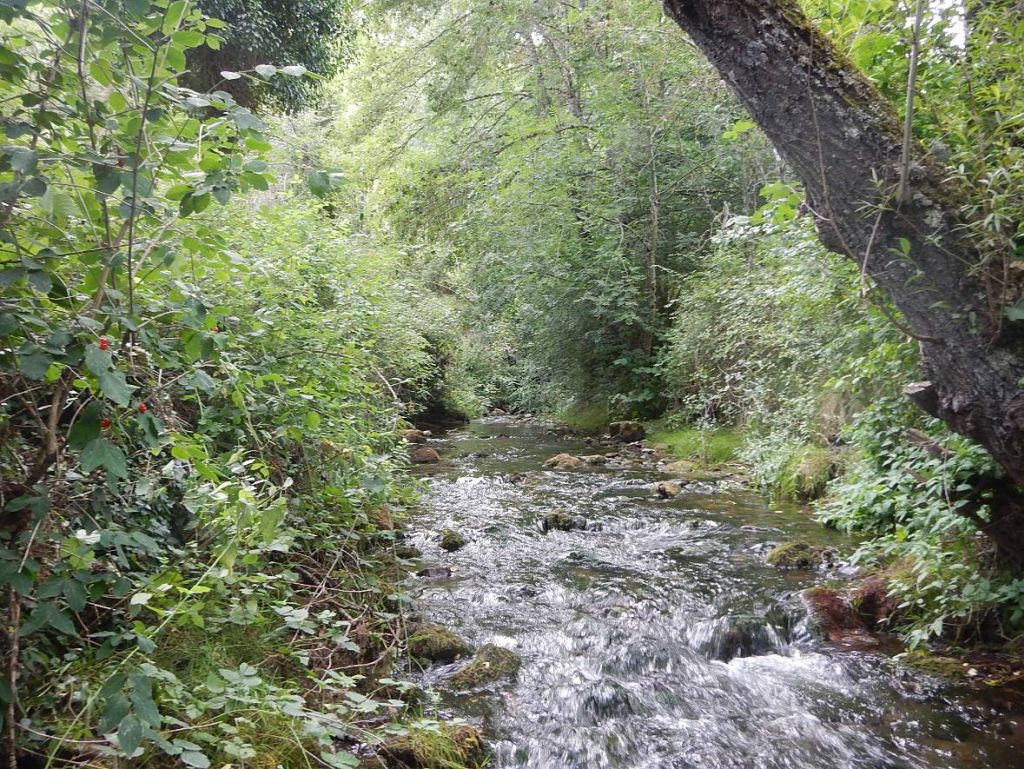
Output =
[
  {"x1": 0, "y1": 2, "x2": 463, "y2": 765},
  {"x1": 3, "y1": 0, "x2": 1024, "y2": 763}
]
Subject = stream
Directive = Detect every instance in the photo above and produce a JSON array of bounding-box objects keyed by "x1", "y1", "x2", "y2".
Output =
[{"x1": 405, "y1": 417, "x2": 1021, "y2": 769}]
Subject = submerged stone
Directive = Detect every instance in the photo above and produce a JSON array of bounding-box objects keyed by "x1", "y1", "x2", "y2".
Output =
[
  {"x1": 449, "y1": 644, "x2": 521, "y2": 689},
  {"x1": 411, "y1": 447, "x2": 441, "y2": 464},
  {"x1": 407, "y1": 623, "x2": 472, "y2": 663},
  {"x1": 439, "y1": 529, "x2": 467, "y2": 552},
  {"x1": 540, "y1": 511, "x2": 596, "y2": 532},
  {"x1": 394, "y1": 544, "x2": 423, "y2": 560}
]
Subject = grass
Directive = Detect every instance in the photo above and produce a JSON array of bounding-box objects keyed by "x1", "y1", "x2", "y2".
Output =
[
  {"x1": 646, "y1": 422, "x2": 743, "y2": 466},
  {"x1": 777, "y1": 444, "x2": 835, "y2": 499}
]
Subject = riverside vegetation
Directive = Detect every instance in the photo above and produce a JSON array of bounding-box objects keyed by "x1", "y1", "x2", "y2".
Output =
[{"x1": 2, "y1": 0, "x2": 1024, "y2": 767}]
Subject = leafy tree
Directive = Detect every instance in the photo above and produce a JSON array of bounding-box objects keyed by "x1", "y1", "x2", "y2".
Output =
[{"x1": 187, "y1": 0, "x2": 350, "y2": 110}]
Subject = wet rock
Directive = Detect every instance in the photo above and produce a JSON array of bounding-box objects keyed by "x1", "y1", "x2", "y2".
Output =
[
  {"x1": 543, "y1": 452, "x2": 582, "y2": 470},
  {"x1": 851, "y1": 576, "x2": 898, "y2": 631},
  {"x1": 394, "y1": 544, "x2": 423, "y2": 560},
  {"x1": 657, "y1": 481, "x2": 682, "y2": 499},
  {"x1": 439, "y1": 529, "x2": 467, "y2": 552},
  {"x1": 580, "y1": 454, "x2": 609, "y2": 466},
  {"x1": 416, "y1": 566, "x2": 453, "y2": 579},
  {"x1": 411, "y1": 447, "x2": 441, "y2": 464},
  {"x1": 449, "y1": 644, "x2": 521, "y2": 689},
  {"x1": 766, "y1": 540, "x2": 824, "y2": 570},
  {"x1": 608, "y1": 420, "x2": 645, "y2": 442},
  {"x1": 401, "y1": 429, "x2": 429, "y2": 444},
  {"x1": 490, "y1": 408, "x2": 507, "y2": 416},
  {"x1": 379, "y1": 723, "x2": 487, "y2": 768},
  {"x1": 709, "y1": 616, "x2": 785, "y2": 661},
  {"x1": 540, "y1": 512, "x2": 598, "y2": 532},
  {"x1": 803, "y1": 587, "x2": 870, "y2": 643},
  {"x1": 407, "y1": 623, "x2": 472, "y2": 663}
]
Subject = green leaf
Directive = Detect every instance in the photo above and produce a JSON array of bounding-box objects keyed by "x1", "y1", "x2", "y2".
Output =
[
  {"x1": 17, "y1": 349, "x2": 50, "y2": 380},
  {"x1": 117, "y1": 713, "x2": 143, "y2": 755},
  {"x1": 254, "y1": 64, "x2": 277, "y2": 78},
  {"x1": 7, "y1": 145, "x2": 37, "y2": 173},
  {"x1": 63, "y1": 579, "x2": 88, "y2": 612},
  {"x1": 161, "y1": 0, "x2": 187, "y2": 35},
  {"x1": 280, "y1": 65, "x2": 307, "y2": 77},
  {"x1": 129, "y1": 673, "x2": 161, "y2": 727},
  {"x1": 320, "y1": 752, "x2": 359, "y2": 768},
  {"x1": 80, "y1": 438, "x2": 128, "y2": 479},
  {"x1": 307, "y1": 170, "x2": 331, "y2": 198},
  {"x1": 69, "y1": 402, "x2": 103, "y2": 449},
  {"x1": 84, "y1": 345, "x2": 135, "y2": 406},
  {"x1": 181, "y1": 751, "x2": 210, "y2": 768},
  {"x1": 1004, "y1": 302, "x2": 1024, "y2": 322}
]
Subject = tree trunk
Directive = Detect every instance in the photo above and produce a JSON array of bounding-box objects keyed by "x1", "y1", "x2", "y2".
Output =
[{"x1": 661, "y1": 0, "x2": 1024, "y2": 562}]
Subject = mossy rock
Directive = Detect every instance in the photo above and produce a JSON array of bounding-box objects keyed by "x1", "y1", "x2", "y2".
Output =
[
  {"x1": 449, "y1": 644, "x2": 521, "y2": 689},
  {"x1": 439, "y1": 529, "x2": 466, "y2": 552},
  {"x1": 380, "y1": 723, "x2": 487, "y2": 769},
  {"x1": 394, "y1": 545, "x2": 423, "y2": 560},
  {"x1": 407, "y1": 623, "x2": 472, "y2": 663},
  {"x1": 540, "y1": 511, "x2": 595, "y2": 532},
  {"x1": 766, "y1": 540, "x2": 825, "y2": 570}
]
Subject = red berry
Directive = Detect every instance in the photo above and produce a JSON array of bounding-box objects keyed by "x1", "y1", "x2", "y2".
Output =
[
  {"x1": 212, "y1": 327, "x2": 219, "y2": 332},
  {"x1": 138, "y1": 403, "x2": 148, "y2": 414},
  {"x1": 98, "y1": 337, "x2": 109, "y2": 350},
  {"x1": 100, "y1": 418, "x2": 112, "y2": 429}
]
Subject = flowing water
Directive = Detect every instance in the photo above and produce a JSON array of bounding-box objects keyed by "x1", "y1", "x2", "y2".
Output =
[{"x1": 405, "y1": 418, "x2": 1021, "y2": 769}]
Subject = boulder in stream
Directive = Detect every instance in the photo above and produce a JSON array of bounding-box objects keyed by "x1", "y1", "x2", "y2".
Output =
[
  {"x1": 439, "y1": 529, "x2": 467, "y2": 552},
  {"x1": 449, "y1": 644, "x2": 522, "y2": 689},
  {"x1": 803, "y1": 587, "x2": 875, "y2": 646},
  {"x1": 394, "y1": 544, "x2": 423, "y2": 560},
  {"x1": 580, "y1": 454, "x2": 609, "y2": 466},
  {"x1": 608, "y1": 420, "x2": 645, "y2": 442},
  {"x1": 407, "y1": 623, "x2": 472, "y2": 663},
  {"x1": 411, "y1": 447, "x2": 441, "y2": 464},
  {"x1": 540, "y1": 511, "x2": 597, "y2": 533},
  {"x1": 543, "y1": 453, "x2": 582, "y2": 470},
  {"x1": 657, "y1": 481, "x2": 682, "y2": 499},
  {"x1": 765, "y1": 540, "x2": 825, "y2": 570},
  {"x1": 401, "y1": 428, "x2": 429, "y2": 444}
]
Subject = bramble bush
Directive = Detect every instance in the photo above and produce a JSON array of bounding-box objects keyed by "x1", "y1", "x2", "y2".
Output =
[{"x1": 0, "y1": 2, "x2": 459, "y2": 765}]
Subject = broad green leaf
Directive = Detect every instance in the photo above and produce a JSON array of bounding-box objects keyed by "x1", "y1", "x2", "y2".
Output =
[{"x1": 80, "y1": 438, "x2": 128, "y2": 479}]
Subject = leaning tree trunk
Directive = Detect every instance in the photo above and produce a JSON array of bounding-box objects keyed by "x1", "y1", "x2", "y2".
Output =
[{"x1": 661, "y1": 0, "x2": 1024, "y2": 562}]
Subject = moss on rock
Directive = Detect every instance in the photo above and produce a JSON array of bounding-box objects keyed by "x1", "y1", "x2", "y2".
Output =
[
  {"x1": 407, "y1": 623, "x2": 472, "y2": 663},
  {"x1": 379, "y1": 723, "x2": 487, "y2": 769},
  {"x1": 449, "y1": 644, "x2": 521, "y2": 689},
  {"x1": 439, "y1": 529, "x2": 467, "y2": 552},
  {"x1": 766, "y1": 540, "x2": 824, "y2": 570}
]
